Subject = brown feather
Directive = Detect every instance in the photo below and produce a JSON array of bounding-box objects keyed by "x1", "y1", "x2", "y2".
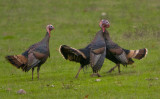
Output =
[
  {"x1": 33, "y1": 52, "x2": 46, "y2": 59},
  {"x1": 127, "y1": 48, "x2": 148, "y2": 60},
  {"x1": 5, "y1": 55, "x2": 27, "y2": 68},
  {"x1": 134, "y1": 48, "x2": 148, "y2": 59},
  {"x1": 59, "y1": 45, "x2": 87, "y2": 62},
  {"x1": 109, "y1": 48, "x2": 123, "y2": 55},
  {"x1": 127, "y1": 50, "x2": 135, "y2": 58},
  {"x1": 92, "y1": 47, "x2": 105, "y2": 54}
]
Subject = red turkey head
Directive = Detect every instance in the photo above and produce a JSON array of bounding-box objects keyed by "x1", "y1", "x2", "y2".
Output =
[
  {"x1": 46, "y1": 24, "x2": 54, "y2": 36},
  {"x1": 99, "y1": 19, "x2": 110, "y2": 32}
]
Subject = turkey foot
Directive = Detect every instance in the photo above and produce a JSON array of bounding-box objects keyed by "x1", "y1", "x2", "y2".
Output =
[{"x1": 90, "y1": 73, "x2": 101, "y2": 77}]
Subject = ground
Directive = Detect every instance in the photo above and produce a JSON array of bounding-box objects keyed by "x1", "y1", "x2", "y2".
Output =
[{"x1": 0, "y1": 0, "x2": 160, "y2": 98}]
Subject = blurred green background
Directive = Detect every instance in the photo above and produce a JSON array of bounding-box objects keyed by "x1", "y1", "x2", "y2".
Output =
[{"x1": 0, "y1": 0, "x2": 159, "y2": 98}]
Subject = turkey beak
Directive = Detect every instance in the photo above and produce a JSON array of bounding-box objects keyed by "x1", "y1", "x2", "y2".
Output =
[{"x1": 52, "y1": 26, "x2": 55, "y2": 30}]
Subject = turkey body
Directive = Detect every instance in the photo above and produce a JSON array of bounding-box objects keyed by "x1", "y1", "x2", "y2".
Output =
[
  {"x1": 60, "y1": 30, "x2": 106, "y2": 78},
  {"x1": 21, "y1": 33, "x2": 50, "y2": 72},
  {"x1": 78, "y1": 44, "x2": 91, "y2": 67},
  {"x1": 104, "y1": 30, "x2": 148, "y2": 73},
  {"x1": 90, "y1": 30, "x2": 106, "y2": 76},
  {"x1": 6, "y1": 33, "x2": 50, "y2": 80},
  {"x1": 5, "y1": 24, "x2": 54, "y2": 80}
]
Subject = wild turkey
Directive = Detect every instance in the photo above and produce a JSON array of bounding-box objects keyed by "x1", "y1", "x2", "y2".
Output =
[
  {"x1": 59, "y1": 44, "x2": 91, "y2": 78},
  {"x1": 89, "y1": 28, "x2": 107, "y2": 77},
  {"x1": 99, "y1": 19, "x2": 148, "y2": 73},
  {"x1": 5, "y1": 24, "x2": 54, "y2": 80},
  {"x1": 59, "y1": 21, "x2": 109, "y2": 78}
]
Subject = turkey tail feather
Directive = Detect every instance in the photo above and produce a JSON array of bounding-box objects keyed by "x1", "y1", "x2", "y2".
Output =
[
  {"x1": 5, "y1": 55, "x2": 27, "y2": 69},
  {"x1": 59, "y1": 45, "x2": 86, "y2": 62},
  {"x1": 127, "y1": 48, "x2": 148, "y2": 60}
]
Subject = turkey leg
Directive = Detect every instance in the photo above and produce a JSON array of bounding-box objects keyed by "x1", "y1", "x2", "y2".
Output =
[
  {"x1": 75, "y1": 66, "x2": 82, "y2": 78},
  {"x1": 37, "y1": 66, "x2": 40, "y2": 80},
  {"x1": 107, "y1": 64, "x2": 119, "y2": 73},
  {"x1": 32, "y1": 68, "x2": 34, "y2": 80},
  {"x1": 118, "y1": 64, "x2": 121, "y2": 73}
]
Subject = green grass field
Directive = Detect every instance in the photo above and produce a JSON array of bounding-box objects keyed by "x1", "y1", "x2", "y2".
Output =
[{"x1": 0, "y1": 0, "x2": 160, "y2": 98}]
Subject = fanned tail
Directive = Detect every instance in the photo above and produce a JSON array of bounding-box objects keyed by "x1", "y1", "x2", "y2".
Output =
[
  {"x1": 126, "y1": 48, "x2": 148, "y2": 60},
  {"x1": 5, "y1": 55, "x2": 27, "y2": 70},
  {"x1": 59, "y1": 45, "x2": 86, "y2": 62}
]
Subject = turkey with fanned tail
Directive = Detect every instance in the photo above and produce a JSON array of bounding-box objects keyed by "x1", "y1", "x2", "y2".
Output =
[
  {"x1": 59, "y1": 44, "x2": 91, "y2": 78},
  {"x1": 99, "y1": 19, "x2": 148, "y2": 73},
  {"x1": 59, "y1": 21, "x2": 109, "y2": 78}
]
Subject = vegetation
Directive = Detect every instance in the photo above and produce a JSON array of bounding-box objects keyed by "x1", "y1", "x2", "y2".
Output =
[{"x1": 0, "y1": 0, "x2": 159, "y2": 98}]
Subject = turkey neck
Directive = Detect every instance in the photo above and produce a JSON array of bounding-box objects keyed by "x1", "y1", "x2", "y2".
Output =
[
  {"x1": 41, "y1": 32, "x2": 50, "y2": 44},
  {"x1": 103, "y1": 30, "x2": 112, "y2": 41}
]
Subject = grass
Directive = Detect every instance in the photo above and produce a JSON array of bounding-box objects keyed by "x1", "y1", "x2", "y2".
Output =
[{"x1": 0, "y1": 0, "x2": 160, "y2": 98}]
